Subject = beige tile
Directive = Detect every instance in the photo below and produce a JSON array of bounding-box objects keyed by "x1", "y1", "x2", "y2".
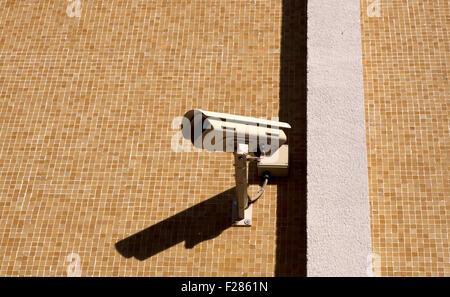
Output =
[{"x1": 360, "y1": 0, "x2": 449, "y2": 276}]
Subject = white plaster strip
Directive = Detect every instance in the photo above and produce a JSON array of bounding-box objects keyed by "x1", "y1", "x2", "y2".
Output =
[{"x1": 306, "y1": 0, "x2": 372, "y2": 276}]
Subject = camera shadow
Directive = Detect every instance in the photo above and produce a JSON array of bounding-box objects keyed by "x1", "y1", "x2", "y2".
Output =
[{"x1": 115, "y1": 188, "x2": 234, "y2": 260}]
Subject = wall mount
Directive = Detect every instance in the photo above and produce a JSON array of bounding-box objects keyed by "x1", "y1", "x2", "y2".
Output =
[{"x1": 232, "y1": 143, "x2": 289, "y2": 227}]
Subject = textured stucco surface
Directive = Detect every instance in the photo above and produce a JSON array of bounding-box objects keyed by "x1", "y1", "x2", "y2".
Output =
[{"x1": 307, "y1": 0, "x2": 372, "y2": 276}]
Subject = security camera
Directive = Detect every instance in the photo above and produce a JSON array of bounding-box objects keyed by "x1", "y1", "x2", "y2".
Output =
[
  {"x1": 181, "y1": 109, "x2": 290, "y2": 155},
  {"x1": 180, "y1": 109, "x2": 291, "y2": 227}
]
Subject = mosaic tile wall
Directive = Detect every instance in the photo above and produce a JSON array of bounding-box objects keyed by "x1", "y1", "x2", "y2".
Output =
[
  {"x1": 360, "y1": 0, "x2": 449, "y2": 276},
  {"x1": 0, "y1": 0, "x2": 308, "y2": 276}
]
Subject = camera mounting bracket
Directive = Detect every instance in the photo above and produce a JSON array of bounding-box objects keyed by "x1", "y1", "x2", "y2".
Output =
[{"x1": 232, "y1": 144, "x2": 252, "y2": 226}]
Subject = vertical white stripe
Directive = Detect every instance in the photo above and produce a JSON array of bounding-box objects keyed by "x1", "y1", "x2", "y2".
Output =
[{"x1": 307, "y1": 0, "x2": 372, "y2": 276}]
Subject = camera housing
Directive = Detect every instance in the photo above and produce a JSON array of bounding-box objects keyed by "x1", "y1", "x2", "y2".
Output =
[{"x1": 181, "y1": 109, "x2": 290, "y2": 158}]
